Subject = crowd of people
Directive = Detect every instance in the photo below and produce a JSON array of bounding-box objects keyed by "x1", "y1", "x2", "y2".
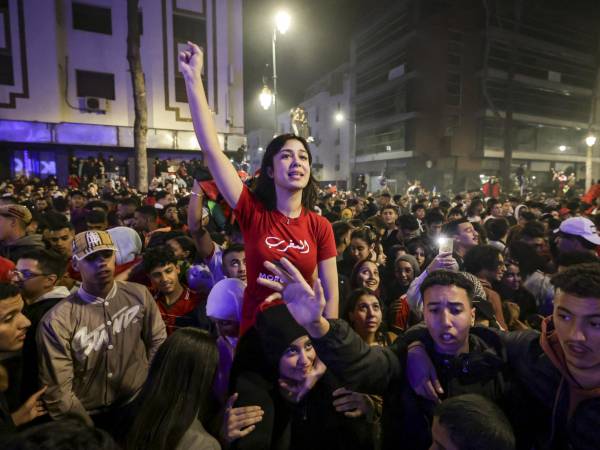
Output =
[{"x1": 0, "y1": 42, "x2": 599, "y2": 450}]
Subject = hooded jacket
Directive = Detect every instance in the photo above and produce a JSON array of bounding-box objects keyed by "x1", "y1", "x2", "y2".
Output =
[
  {"x1": 0, "y1": 233, "x2": 45, "y2": 262},
  {"x1": 505, "y1": 317, "x2": 600, "y2": 450}
]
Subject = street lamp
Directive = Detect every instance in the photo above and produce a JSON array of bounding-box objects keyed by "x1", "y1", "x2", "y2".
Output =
[
  {"x1": 335, "y1": 111, "x2": 357, "y2": 190},
  {"x1": 558, "y1": 145, "x2": 567, "y2": 152},
  {"x1": 270, "y1": 10, "x2": 291, "y2": 135},
  {"x1": 586, "y1": 134, "x2": 597, "y2": 190},
  {"x1": 259, "y1": 84, "x2": 273, "y2": 111}
]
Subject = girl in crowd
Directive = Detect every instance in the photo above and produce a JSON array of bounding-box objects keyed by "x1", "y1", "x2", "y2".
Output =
[
  {"x1": 388, "y1": 254, "x2": 421, "y2": 332},
  {"x1": 179, "y1": 43, "x2": 338, "y2": 333},
  {"x1": 125, "y1": 328, "x2": 220, "y2": 450},
  {"x1": 345, "y1": 288, "x2": 395, "y2": 347},
  {"x1": 341, "y1": 227, "x2": 379, "y2": 278},
  {"x1": 227, "y1": 303, "x2": 378, "y2": 450},
  {"x1": 406, "y1": 239, "x2": 431, "y2": 272}
]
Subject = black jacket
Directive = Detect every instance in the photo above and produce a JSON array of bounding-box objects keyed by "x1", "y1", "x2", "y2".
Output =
[
  {"x1": 311, "y1": 321, "x2": 514, "y2": 450},
  {"x1": 230, "y1": 328, "x2": 377, "y2": 450},
  {"x1": 504, "y1": 328, "x2": 600, "y2": 450}
]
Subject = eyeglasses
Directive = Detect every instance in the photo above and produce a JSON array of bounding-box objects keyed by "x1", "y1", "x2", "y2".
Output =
[{"x1": 11, "y1": 269, "x2": 51, "y2": 281}]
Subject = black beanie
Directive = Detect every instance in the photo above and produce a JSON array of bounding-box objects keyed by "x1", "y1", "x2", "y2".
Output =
[{"x1": 255, "y1": 302, "x2": 307, "y2": 368}]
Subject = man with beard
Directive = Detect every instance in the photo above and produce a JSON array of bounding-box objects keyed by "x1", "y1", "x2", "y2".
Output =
[{"x1": 37, "y1": 230, "x2": 166, "y2": 432}]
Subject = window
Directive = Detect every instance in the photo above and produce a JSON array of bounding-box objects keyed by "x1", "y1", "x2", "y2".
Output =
[
  {"x1": 76, "y1": 70, "x2": 115, "y2": 99},
  {"x1": 0, "y1": 0, "x2": 13, "y2": 85},
  {"x1": 335, "y1": 154, "x2": 340, "y2": 171},
  {"x1": 335, "y1": 127, "x2": 340, "y2": 146},
  {"x1": 173, "y1": 12, "x2": 206, "y2": 103},
  {"x1": 72, "y1": 3, "x2": 112, "y2": 35}
]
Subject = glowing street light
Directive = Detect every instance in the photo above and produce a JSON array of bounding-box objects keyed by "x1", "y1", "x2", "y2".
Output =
[
  {"x1": 586, "y1": 135, "x2": 597, "y2": 147},
  {"x1": 334, "y1": 111, "x2": 345, "y2": 123},
  {"x1": 259, "y1": 85, "x2": 273, "y2": 110},
  {"x1": 275, "y1": 11, "x2": 291, "y2": 34},
  {"x1": 558, "y1": 145, "x2": 567, "y2": 152}
]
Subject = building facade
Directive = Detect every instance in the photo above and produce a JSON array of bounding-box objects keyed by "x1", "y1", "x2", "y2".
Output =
[
  {"x1": 0, "y1": 0, "x2": 244, "y2": 185},
  {"x1": 351, "y1": 0, "x2": 600, "y2": 194},
  {"x1": 266, "y1": 63, "x2": 352, "y2": 189}
]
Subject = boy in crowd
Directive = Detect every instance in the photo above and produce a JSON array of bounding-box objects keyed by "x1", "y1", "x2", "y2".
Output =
[
  {"x1": 142, "y1": 245, "x2": 210, "y2": 335},
  {"x1": 37, "y1": 230, "x2": 166, "y2": 431},
  {"x1": 13, "y1": 248, "x2": 70, "y2": 401}
]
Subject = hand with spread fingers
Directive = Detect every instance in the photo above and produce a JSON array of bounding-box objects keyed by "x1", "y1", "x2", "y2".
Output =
[
  {"x1": 332, "y1": 387, "x2": 374, "y2": 419},
  {"x1": 257, "y1": 257, "x2": 329, "y2": 337},
  {"x1": 278, "y1": 357, "x2": 327, "y2": 403},
  {"x1": 221, "y1": 393, "x2": 264, "y2": 444}
]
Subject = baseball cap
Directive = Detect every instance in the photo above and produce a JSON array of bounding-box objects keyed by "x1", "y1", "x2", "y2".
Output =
[
  {"x1": 0, "y1": 204, "x2": 32, "y2": 225},
  {"x1": 554, "y1": 217, "x2": 600, "y2": 245},
  {"x1": 72, "y1": 230, "x2": 116, "y2": 261}
]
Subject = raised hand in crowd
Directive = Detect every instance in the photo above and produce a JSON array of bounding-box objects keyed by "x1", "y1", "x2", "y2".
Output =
[{"x1": 257, "y1": 257, "x2": 329, "y2": 338}]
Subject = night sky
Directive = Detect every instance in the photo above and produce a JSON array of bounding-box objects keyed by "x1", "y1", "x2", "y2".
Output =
[{"x1": 242, "y1": 0, "x2": 382, "y2": 131}]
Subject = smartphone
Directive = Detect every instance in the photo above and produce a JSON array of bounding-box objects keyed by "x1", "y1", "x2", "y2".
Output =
[{"x1": 438, "y1": 237, "x2": 453, "y2": 254}]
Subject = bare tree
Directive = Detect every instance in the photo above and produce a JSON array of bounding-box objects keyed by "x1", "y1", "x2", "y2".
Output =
[{"x1": 127, "y1": 0, "x2": 148, "y2": 192}]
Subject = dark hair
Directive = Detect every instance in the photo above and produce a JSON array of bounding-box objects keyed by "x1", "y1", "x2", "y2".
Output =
[
  {"x1": 136, "y1": 205, "x2": 158, "y2": 220},
  {"x1": 447, "y1": 206, "x2": 464, "y2": 218},
  {"x1": 253, "y1": 134, "x2": 319, "y2": 211},
  {"x1": 398, "y1": 214, "x2": 419, "y2": 231},
  {"x1": 424, "y1": 210, "x2": 444, "y2": 226},
  {"x1": 350, "y1": 227, "x2": 378, "y2": 248},
  {"x1": 86, "y1": 209, "x2": 107, "y2": 225},
  {"x1": 411, "y1": 203, "x2": 426, "y2": 214},
  {"x1": 520, "y1": 221, "x2": 545, "y2": 240},
  {"x1": 142, "y1": 245, "x2": 178, "y2": 274},
  {"x1": 380, "y1": 204, "x2": 398, "y2": 214},
  {"x1": 551, "y1": 263, "x2": 600, "y2": 298},
  {"x1": 332, "y1": 221, "x2": 354, "y2": 247},
  {"x1": 345, "y1": 287, "x2": 379, "y2": 322},
  {"x1": 464, "y1": 245, "x2": 502, "y2": 275},
  {"x1": 507, "y1": 241, "x2": 546, "y2": 278},
  {"x1": 4, "y1": 415, "x2": 118, "y2": 450},
  {"x1": 166, "y1": 235, "x2": 197, "y2": 261},
  {"x1": 485, "y1": 218, "x2": 509, "y2": 241},
  {"x1": 86, "y1": 200, "x2": 109, "y2": 212},
  {"x1": 350, "y1": 258, "x2": 379, "y2": 291},
  {"x1": 0, "y1": 282, "x2": 20, "y2": 301},
  {"x1": 556, "y1": 251, "x2": 599, "y2": 268},
  {"x1": 18, "y1": 248, "x2": 67, "y2": 279},
  {"x1": 434, "y1": 394, "x2": 515, "y2": 450},
  {"x1": 43, "y1": 211, "x2": 74, "y2": 232},
  {"x1": 126, "y1": 328, "x2": 218, "y2": 450},
  {"x1": 443, "y1": 218, "x2": 470, "y2": 236},
  {"x1": 420, "y1": 270, "x2": 474, "y2": 305},
  {"x1": 223, "y1": 242, "x2": 245, "y2": 260},
  {"x1": 154, "y1": 191, "x2": 170, "y2": 202},
  {"x1": 520, "y1": 211, "x2": 536, "y2": 222}
]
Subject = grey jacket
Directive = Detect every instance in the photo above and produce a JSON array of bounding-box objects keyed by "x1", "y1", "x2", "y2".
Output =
[
  {"x1": 0, "y1": 233, "x2": 45, "y2": 262},
  {"x1": 37, "y1": 281, "x2": 167, "y2": 424}
]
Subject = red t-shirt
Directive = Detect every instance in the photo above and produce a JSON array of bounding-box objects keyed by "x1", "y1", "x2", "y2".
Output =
[
  {"x1": 234, "y1": 185, "x2": 336, "y2": 334},
  {"x1": 154, "y1": 286, "x2": 204, "y2": 335}
]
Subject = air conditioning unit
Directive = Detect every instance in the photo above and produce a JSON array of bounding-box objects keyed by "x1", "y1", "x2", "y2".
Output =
[{"x1": 79, "y1": 97, "x2": 109, "y2": 114}]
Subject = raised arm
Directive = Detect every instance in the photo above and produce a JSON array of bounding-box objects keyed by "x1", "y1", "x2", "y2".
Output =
[
  {"x1": 179, "y1": 42, "x2": 243, "y2": 208},
  {"x1": 187, "y1": 180, "x2": 216, "y2": 259}
]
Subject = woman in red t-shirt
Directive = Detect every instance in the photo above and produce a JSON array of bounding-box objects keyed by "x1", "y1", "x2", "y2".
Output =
[{"x1": 180, "y1": 43, "x2": 339, "y2": 333}]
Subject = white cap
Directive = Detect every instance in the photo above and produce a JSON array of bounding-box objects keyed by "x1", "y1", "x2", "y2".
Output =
[{"x1": 555, "y1": 217, "x2": 600, "y2": 245}]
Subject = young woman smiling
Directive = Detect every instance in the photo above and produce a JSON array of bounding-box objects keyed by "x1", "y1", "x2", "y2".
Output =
[{"x1": 179, "y1": 43, "x2": 338, "y2": 333}]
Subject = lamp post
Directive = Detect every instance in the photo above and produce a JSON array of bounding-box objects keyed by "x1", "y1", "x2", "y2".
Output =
[
  {"x1": 586, "y1": 134, "x2": 597, "y2": 190},
  {"x1": 335, "y1": 112, "x2": 357, "y2": 191},
  {"x1": 271, "y1": 11, "x2": 290, "y2": 135},
  {"x1": 259, "y1": 84, "x2": 273, "y2": 111}
]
